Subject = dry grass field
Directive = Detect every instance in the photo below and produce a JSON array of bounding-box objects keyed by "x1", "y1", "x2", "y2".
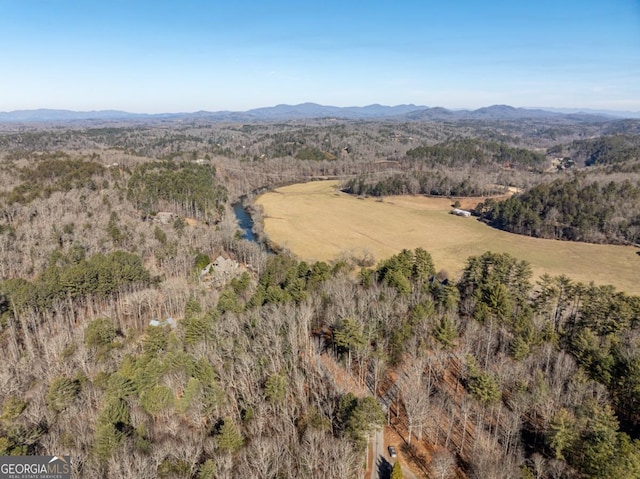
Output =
[{"x1": 255, "y1": 181, "x2": 640, "y2": 295}]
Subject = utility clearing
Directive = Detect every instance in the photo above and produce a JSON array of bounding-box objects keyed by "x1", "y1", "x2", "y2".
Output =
[{"x1": 256, "y1": 180, "x2": 640, "y2": 295}]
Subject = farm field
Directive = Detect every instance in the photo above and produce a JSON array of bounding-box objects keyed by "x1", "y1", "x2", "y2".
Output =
[{"x1": 255, "y1": 180, "x2": 640, "y2": 295}]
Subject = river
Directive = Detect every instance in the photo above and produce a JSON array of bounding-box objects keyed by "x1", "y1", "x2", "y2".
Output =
[{"x1": 232, "y1": 201, "x2": 257, "y2": 242}]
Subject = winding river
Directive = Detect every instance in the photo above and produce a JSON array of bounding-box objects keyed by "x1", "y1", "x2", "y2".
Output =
[{"x1": 232, "y1": 201, "x2": 258, "y2": 242}]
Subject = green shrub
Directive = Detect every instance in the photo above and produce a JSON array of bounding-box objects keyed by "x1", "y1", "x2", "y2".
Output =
[
  {"x1": 85, "y1": 318, "x2": 117, "y2": 355},
  {"x1": 46, "y1": 377, "x2": 81, "y2": 413}
]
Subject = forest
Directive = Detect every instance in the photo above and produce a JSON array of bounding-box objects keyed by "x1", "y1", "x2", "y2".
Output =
[
  {"x1": 475, "y1": 176, "x2": 640, "y2": 244},
  {"x1": 0, "y1": 114, "x2": 639, "y2": 478}
]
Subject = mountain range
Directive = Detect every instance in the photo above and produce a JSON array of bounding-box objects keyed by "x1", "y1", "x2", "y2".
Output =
[{"x1": 1, "y1": 103, "x2": 638, "y2": 123}]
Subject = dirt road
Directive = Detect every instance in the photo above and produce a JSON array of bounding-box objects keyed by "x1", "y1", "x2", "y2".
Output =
[{"x1": 369, "y1": 428, "x2": 417, "y2": 479}]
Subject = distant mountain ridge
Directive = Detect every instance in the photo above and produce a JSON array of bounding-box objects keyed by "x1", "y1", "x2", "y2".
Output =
[
  {"x1": 0, "y1": 103, "x2": 634, "y2": 123},
  {"x1": 0, "y1": 109, "x2": 150, "y2": 122},
  {"x1": 242, "y1": 103, "x2": 427, "y2": 120},
  {"x1": 533, "y1": 107, "x2": 640, "y2": 119},
  {"x1": 0, "y1": 104, "x2": 428, "y2": 122}
]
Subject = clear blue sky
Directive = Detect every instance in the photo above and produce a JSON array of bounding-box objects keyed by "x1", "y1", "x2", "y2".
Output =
[{"x1": 1, "y1": 0, "x2": 639, "y2": 112}]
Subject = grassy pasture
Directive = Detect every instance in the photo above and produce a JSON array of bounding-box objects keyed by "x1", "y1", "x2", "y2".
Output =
[{"x1": 255, "y1": 181, "x2": 640, "y2": 295}]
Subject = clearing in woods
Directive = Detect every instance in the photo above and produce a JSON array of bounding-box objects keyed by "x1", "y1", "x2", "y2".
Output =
[{"x1": 255, "y1": 180, "x2": 640, "y2": 295}]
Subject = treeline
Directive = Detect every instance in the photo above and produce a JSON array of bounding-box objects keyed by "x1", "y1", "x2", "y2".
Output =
[
  {"x1": 343, "y1": 172, "x2": 502, "y2": 197},
  {"x1": 127, "y1": 161, "x2": 227, "y2": 222},
  {"x1": 475, "y1": 176, "x2": 640, "y2": 244},
  {"x1": 406, "y1": 139, "x2": 547, "y2": 169}
]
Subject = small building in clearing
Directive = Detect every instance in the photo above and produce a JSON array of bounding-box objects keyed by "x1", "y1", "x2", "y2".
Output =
[
  {"x1": 451, "y1": 208, "x2": 472, "y2": 218},
  {"x1": 149, "y1": 317, "x2": 177, "y2": 329}
]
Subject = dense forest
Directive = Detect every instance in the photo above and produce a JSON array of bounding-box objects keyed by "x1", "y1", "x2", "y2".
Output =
[
  {"x1": 405, "y1": 139, "x2": 547, "y2": 170},
  {"x1": 127, "y1": 161, "x2": 227, "y2": 222},
  {"x1": 475, "y1": 177, "x2": 640, "y2": 244},
  {"x1": 548, "y1": 135, "x2": 640, "y2": 167},
  {"x1": 0, "y1": 116, "x2": 639, "y2": 478}
]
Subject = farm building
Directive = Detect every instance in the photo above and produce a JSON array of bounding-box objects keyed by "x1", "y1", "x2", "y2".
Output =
[{"x1": 451, "y1": 208, "x2": 472, "y2": 217}]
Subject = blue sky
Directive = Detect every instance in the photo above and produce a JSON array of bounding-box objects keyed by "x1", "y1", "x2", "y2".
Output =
[{"x1": 1, "y1": 0, "x2": 639, "y2": 112}]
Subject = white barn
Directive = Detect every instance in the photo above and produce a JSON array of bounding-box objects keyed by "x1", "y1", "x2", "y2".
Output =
[{"x1": 451, "y1": 208, "x2": 472, "y2": 218}]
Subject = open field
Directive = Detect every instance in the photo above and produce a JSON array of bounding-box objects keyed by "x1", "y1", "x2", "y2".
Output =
[{"x1": 255, "y1": 180, "x2": 640, "y2": 295}]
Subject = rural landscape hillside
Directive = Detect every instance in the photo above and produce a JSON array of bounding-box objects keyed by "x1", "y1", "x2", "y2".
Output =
[{"x1": 1, "y1": 111, "x2": 640, "y2": 479}]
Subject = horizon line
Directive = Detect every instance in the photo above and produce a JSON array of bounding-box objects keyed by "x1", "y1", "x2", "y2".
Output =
[{"x1": 1, "y1": 103, "x2": 639, "y2": 116}]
